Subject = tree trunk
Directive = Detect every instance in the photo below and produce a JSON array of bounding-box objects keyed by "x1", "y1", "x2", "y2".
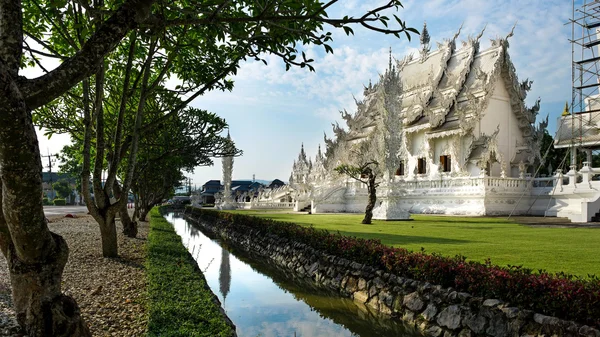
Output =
[
  {"x1": 119, "y1": 201, "x2": 137, "y2": 238},
  {"x1": 132, "y1": 195, "x2": 140, "y2": 221},
  {"x1": 7, "y1": 234, "x2": 90, "y2": 337},
  {"x1": 0, "y1": 61, "x2": 90, "y2": 335},
  {"x1": 90, "y1": 205, "x2": 119, "y2": 258},
  {"x1": 114, "y1": 181, "x2": 137, "y2": 238},
  {"x1": 362, "y1": 173, "x2": 377, "y2": 225},
  {"x1": 96, "y1": 210, "x2": 118, "y2": 258},
  {"x1": 139, "y1": 207, "x2": 150, "y2": 222}
]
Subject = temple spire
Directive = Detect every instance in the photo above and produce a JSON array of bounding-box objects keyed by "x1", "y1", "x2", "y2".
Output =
[
  {"x1": 420, "y1": 21, "x2": 430, "y2": 47},
  {"x1": 299, "y1": 143, "x2": 307, "y2": 161},
  {"x1": 562, "y1": 101, "x2": 570, "y2": 116},
  {"x1": 388, "y1": 46, "x2": 392, "y2": 71},
  {"x1": 419, "y1": 21, "x2": 430, "y2": 61}
]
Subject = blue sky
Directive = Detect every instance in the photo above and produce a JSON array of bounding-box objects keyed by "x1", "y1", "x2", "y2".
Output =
[{"x1": 37, "y1": 0, "x2": 575, "y2": 188}]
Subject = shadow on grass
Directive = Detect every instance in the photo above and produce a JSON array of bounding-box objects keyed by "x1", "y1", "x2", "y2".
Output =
[{"x1": 335, "y1": 230, "x2": 474, "y2": 246}]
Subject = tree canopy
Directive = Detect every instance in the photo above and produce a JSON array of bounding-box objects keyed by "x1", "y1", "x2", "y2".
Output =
[{"x1": 1, "y1": 0, "x2": 417, "y2": 335}]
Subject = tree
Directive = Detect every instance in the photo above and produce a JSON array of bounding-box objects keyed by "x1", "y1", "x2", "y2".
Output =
[
  {"x1": 335, "y1": 160, "x2": 380, "y2": 224},
  {"x1": 4, "y1": 0, "x2": 416, "y2": 334},
  {"x1": 0, "y1": 2, "x2": 154, "y2": 336},
  {"x1": 52, "y1": 180, "x2": 73, "y2": 200},
  {"x1": 131, "y1": 107, "x2": 240, "y2": 221},
  {"x1": 539, "y1": 130, "x2": 570, "y2": 175}
]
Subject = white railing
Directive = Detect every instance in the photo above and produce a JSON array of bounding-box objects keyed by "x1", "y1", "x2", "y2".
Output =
[
  {"x1": 234, "y1": 202, "x2": 295, "y2": 209},
  {"x1": 393, "y1": 176, "x2": 548, "y2": 194}
]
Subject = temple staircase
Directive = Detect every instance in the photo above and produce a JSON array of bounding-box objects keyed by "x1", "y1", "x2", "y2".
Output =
[{"x1": 299, "y1": 204, "x2": 312, "y2": 213}]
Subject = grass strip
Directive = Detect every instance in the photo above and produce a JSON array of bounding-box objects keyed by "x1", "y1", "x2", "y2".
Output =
[{"x1": 147, "y1": 208, "x2": 235, "y2": 337}]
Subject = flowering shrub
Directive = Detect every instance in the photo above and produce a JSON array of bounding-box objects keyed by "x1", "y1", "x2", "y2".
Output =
[{"x1": 189, "y1": 208, "x2": 600, "y2": 327}]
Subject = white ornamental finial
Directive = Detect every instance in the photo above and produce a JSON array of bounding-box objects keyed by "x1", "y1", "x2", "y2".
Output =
[
  {"x1": 420, "y1": 21, "x2": 430, "y2": 47},
  {"x1": 419, "y1": 21, "x2": 431, "y2": 62}
]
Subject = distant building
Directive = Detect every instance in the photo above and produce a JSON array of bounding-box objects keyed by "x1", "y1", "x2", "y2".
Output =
[
  {"x1": 200, "y1": 180, "x2": 222, "y2": 204},
  {"x1": 200, "y1": 179, "x2": 286, "y2": 205},
  {"x1": 268, "y1": 179, "x2": 286, "y2": 189}
]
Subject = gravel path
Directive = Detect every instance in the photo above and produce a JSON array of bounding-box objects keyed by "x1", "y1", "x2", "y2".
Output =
[{"x1": 0, "y1": 214, "x2": 148, "y2": 336}]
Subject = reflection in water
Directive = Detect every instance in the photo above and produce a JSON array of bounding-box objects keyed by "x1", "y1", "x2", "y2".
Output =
[
  {"x1": 165, "y1": 213, "x2": 417, "y2": 337},
  {"x1": 220, "y1": 249, "x2": 231, "y2": 307}
]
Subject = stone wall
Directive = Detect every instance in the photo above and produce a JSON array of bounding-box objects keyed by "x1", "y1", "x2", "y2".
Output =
[{"x1": 184, "y1": 211, "x2": 600, "y2": 337}]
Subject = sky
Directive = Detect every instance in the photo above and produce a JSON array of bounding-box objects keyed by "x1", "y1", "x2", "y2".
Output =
[{"x1": 36, "y1": 0, "x2": 576, "y2": 189}]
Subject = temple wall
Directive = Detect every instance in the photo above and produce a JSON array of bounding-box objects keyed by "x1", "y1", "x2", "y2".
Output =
[
  {"x1": 310, "y1": 180, "x2": 552, "y2": 217},
  {"x1": 481, "y1": 77, "x2": 525, "y2": 178},
  {"x1": 409, "y1": 131, "x2": 427, "y2": 176}
]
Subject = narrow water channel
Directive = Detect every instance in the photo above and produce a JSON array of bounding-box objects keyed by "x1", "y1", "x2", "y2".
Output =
[{"x1": 165, "y1": 213, "x2": 418, "y2": 337}]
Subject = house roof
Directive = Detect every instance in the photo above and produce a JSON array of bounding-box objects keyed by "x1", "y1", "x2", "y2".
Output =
[
  {"x1": 41, "y1": 172, "x2": 77, "y2": 184},
  {"x1": 269, "y1": 179, "x2": 285, "y2": 188}
]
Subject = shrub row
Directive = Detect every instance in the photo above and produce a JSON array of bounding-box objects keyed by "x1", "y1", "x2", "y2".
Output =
[
  {"x1": 189, "y1": 207, "x2": 600, "y2": 328},
  {"x1": 147, "y1": 208, "x2": 235, "y2": 337},
  {"x1": 53, "y1": 198, "x2": 66, "y2": 206}
]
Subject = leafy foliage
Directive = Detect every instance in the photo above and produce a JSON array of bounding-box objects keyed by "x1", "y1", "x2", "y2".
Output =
[
  {"x1": 192, "y1": 208, "x2": 600, "y2": 328},
  {"x1": 52, "y1": 180, "x2": 73, "y2": 199}
]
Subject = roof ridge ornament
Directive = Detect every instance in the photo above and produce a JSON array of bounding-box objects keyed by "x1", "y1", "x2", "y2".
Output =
[
  {"x1": 504, "y1": 21, "x2": 517, "y2": 48},
  {"x1": 453, "y1": 22, "x2": 463, "y2": 42},
  {"x1": 476, "y1": 24, "x2": 487, "y2": 41},
  {"x1": 506, "y1": 21, "x2": 517, "y2": 40}
]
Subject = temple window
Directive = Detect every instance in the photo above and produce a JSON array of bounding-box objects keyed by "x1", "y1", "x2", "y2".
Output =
[
  {"x1": 440, "y1": 155, "x2": 451, "y2": 173},
  {"x1": 417, "y1": 158, "x2": 427, "y2": 174},
  {"x1": 395, "y1": 161, "x2": 405, "y2": 176}
]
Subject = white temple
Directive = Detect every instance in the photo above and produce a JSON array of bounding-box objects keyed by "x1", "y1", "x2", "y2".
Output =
[
  {"x1": 287, "y1": 24, "x2": 559, "y2": 219},
  {"x1": 216, "y1": 23, "x2": 600, "y2": 223}
]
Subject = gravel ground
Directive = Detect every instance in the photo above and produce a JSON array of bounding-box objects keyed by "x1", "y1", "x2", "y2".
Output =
[{"x1": 0, "y1": 214, "x2": 148, "y2": 336}]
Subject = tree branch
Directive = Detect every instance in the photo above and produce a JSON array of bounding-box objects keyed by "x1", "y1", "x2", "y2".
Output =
[{"x1": 20, "y1": 0, "x2": 156, "y2": 110}]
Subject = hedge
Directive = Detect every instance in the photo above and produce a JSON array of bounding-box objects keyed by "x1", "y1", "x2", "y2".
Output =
[
  {"x1": 147, "y1": 208, "x2": 235, "y2": 337},
  {"x1": 53, "y1": 198, "x2": 66, "y2": 206},
  {"x1": 189, "y1": 207, "x2": 600, "y2": 328}
]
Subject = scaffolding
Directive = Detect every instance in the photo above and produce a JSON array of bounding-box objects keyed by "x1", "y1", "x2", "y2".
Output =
[{"x1": 562, "y1": 0, "x2": 600, "y2": 166}]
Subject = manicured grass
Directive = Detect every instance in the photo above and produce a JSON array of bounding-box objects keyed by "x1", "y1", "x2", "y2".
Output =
[
  {"x1": 147, "y1": 208, "x2": 235, "y2": 337},
  {"x1": 227, "y1": 210, "x2": 600, "y2": 278}
]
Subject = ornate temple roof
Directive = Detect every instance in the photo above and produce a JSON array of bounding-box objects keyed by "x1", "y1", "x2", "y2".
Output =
[
  {"x1": 292, "y1": 24, "x2": 545, "y2": 181},
  {"x1": 339, "y1": 24, "x2": 539, "y2": 140}
]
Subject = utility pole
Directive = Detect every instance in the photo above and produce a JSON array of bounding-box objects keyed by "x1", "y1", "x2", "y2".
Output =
[{"x1": 41, "y1": 150, "x2": 58, "y2": 199}]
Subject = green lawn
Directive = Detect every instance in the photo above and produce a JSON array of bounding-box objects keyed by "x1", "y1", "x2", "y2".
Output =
[{"x1": 226, "y1": 210, "x2": 600, "y2": 278}]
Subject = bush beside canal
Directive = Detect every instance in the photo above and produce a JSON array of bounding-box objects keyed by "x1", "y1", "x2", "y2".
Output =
[
  {"x1": 187, "y1": 207, "x2": 600, "y2": 332},
  {"x1": 147, "y1": 208, "x2": 236, "y2": 337}
]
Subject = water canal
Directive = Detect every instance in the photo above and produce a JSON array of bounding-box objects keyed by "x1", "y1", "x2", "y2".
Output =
[{"x1": 165, "y1": 213, "x2": 418, "y2": 337}]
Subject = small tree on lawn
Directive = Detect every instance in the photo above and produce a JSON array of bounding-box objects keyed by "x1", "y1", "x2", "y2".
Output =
[{"x1": 335, "y1": 159, "x2": 380, "y2": 224}]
